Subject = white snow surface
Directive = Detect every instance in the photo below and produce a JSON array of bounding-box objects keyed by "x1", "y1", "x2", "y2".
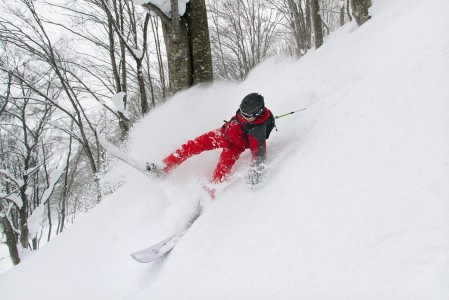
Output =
[{"x1": 2, "y1": 0, "x2": 449, "y2": 298}]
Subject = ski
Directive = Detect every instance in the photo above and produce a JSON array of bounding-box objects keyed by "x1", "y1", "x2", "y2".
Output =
[
  {"x1": 97, "y1": 133, "x2": 152, "y2": 178},
  {"x1": 130, "y1": 235, "x2": 179, "y2": 263},
  {"x1": 130, "y1": 207, "x2": 202, "y2": 263}
]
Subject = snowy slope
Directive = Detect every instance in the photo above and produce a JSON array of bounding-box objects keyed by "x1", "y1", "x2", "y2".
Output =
[{"x1": 1, "y1": 0, "x2": 449, "y2": 299}]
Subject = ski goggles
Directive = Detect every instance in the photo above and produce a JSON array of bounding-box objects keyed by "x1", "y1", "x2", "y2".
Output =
[{"x1": 240, "y1": 107, "x2": 264, "y2": 119}]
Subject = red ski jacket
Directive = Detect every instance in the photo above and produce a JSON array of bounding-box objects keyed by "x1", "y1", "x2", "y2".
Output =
[
  {"x1": 162, "y1": 107, "x2": 274, "y2": 183},
  {"x1": 221, "y1": 107, "x2": 272, "y2": 164}
]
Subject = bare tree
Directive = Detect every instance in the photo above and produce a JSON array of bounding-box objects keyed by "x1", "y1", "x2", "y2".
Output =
[
  {"x1": 0, "y1": 0, "x2": 104, "y2": 201},
  {"x1": 141, "y1": 0, "x2": 213, "y2": 94},
  {"x1": 269, "y1": 0, "x2": 311, "y2": 57},
  {"x1": 147, "y1": 16, "x2": 168, "y2": 102},
  {"x1": 39, "y1": 0, "x2": 156, "y2": 136},
  {"x1": 209, "y1": 0, "x2": 283, "y2": 80},
  {"x1": 0, "y1": 57, "x2": 56, "y2": 263},
  {"x1": 0, "y1": 39, "x2": 105, "y2": 267},
  {"x1": 310, "y1": 0, "x2": 323, "y2": 48},
  {"x1": 99, "y1": 0, "x2": 152, "y2": 116}
]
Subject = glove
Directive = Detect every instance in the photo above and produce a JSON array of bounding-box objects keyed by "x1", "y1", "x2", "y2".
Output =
[
  {"x1": 246, "y1": 164, "x2": 264, "y2": 186},
  {"x1": 146, "y1": 162, "x2": 156, "y2": 171},
  {"x1": 145, "y1": 162, "x2": 164, "y2": 177}
]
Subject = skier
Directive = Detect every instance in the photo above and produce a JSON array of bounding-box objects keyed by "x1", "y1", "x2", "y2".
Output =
[{"x1": 147, "y1": 93, "x2": 275, "y2": 189}]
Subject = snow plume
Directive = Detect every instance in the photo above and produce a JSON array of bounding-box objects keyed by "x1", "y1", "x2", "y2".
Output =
[{"x1": 1, "y1": 0, "x2": 449, "y2": 299}]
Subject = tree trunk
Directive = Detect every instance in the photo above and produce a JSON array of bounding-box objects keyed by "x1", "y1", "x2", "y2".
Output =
[
  {"x1": 18, "y1": 185, "x2": 29, "y2": 249},
  {"x1": 305, "y1": 0, "x2": 312, "y2": 49},
  {"x1": 143, "y1": 0, "x2": 213, "y2": 94},
  {"x1": 185, "y1": 0, "x2": 213, "y2": 85},
  {"x1": 351, "y1": 0, "x2": 371, "y2": 26},
  {"x1": 340, "y1": 2, "x2": 346, "y2": 27},
  {"x1": 136, "y1": 14, "x2": 150, "y2": 114},
  {"x1": 0, "y1": 217, "x2": 21, "y2": 265},
  {"x1": 105, "y1": 0, "x2": 130, "y2": 137},
  {"x1": 310, "y1": 0, "x2": 323, "y2": 49},
  {"x1": 287, "y1": 0, "x2": 308, "y2": 57},
  {"x1": 58, "y1": 135, "x2": 74, "y2": 234},
  {"x1": 136, "y1": 60, "x2": 149, "y2": 114},
  {"x1": 46, "y1": 199, "x2": 52, "y2": 243},
  {"x1": 162, "y1": 19, "x2": 192, "y2": 94}
]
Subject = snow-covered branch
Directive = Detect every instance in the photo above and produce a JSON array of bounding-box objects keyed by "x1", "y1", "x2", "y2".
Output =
[
  {"x1": 41, "y1": 163, "x2": 67, "y2": 205},
  {"x1": 109, "y1": 92, "x2": 130, "y2": 118},
  {"x1": 0, "y1": 192, "x2": 23, "y2": 209},
  {"x1": 0, "y1": 169, "x2": 24, "y2": 188},
  {"x1": 28, "y1": 162, "x2": 67, "y2": 238},
  {"x1": 139, "y1": 0, "x2": 190, "y2": 25}
]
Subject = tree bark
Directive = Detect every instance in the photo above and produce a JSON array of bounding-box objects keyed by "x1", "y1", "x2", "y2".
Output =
[
  {"x1": 185, "y1": 0, "x2": 213, "y2": 85},
  {"x1": 340, "y1": 2, "x2": 346, "y2": 27},
  {"x1": 18, "y1": 174, "x2": 30, "y2": 249},
  {"x1": 351, "y1": 0, "x2": 371, "y2": 26},
  {"x1": 310, "y1": 0, "x2": 323, "y2": 49},
  {"x1": 136, "y1": 14, "x2": 150, "y2": 114},
  {"x1": 162, "y1": 18, "x2": 192, "y2": 94},
  {"x1": 0, "y1": 217, "x2": 21, "y2": 265},
  {"x1": 143, "y1": 0, "x2": 213, "y2": 94},
  {"x1": 305, "y1": 0, "x2": 312, "y2": 49}
]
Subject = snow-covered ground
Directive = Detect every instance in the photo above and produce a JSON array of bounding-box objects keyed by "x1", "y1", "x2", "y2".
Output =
[{"x1": 1, "y1": 0, "x2": 449, "y2": 298}]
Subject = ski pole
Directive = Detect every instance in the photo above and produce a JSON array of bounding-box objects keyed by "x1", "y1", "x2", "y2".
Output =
[{"x1": 275, "y1": 107, "x2": 307, "y2": 119}]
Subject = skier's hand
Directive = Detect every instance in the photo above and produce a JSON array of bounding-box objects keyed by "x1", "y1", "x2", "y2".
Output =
[
  {"x1": 246, "y1": 164, "x2": 264, "y2": 187},
  {"x1": 145, "y1": 162, "x2": 165, "y2": 177}
]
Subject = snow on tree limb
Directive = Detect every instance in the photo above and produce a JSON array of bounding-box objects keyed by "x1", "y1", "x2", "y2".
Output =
[
  {"x1": 0, "y1": 165, "x2": 43, "y2": 208},
  {"x1": 0, "y1": 169, "x2": 24, "y2": 187},
  {"x1": 0, "y1": 192, "x2": 23, "y2": 209},
  {"x1": 110, "y1": 92, "x2": 130, "y2": 118},
  {"x1": 41, "y1": 163, "x2": 67, "y2": 206},
  {"x1": 27, "y1": 205, "x2": 46, "y2": 239},
  {"x1": 100, "y1": 0, "x2": 145, "y2": 61},
  {"x1": 5, "y1": 203, "x2": 20, "y2": 234},
  {"x1": 24, "y1": 164, "x2": 42, "y2": 176},
  {"x1": 27, "y1": 163, "x2": 67, "y2": 238},
  {"x1": 131, "y1": 48, "x2": 144, "y2": 60},
  {"x1": 137, "y1": 0, "x2": 190, "y2": 19}
]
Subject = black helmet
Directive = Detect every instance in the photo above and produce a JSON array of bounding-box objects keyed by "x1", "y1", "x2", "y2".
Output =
[{"x1": 240, "y1": 93, "x2": 264, "y2": 117}]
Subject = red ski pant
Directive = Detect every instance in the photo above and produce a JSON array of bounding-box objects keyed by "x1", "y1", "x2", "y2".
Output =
[{"x1": 162, "y1": 130, "x2": 245, "y2": 183}]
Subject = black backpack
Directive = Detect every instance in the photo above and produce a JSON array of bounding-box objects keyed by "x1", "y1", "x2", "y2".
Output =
[
  {"x1": 223, "y1": 110, "x2": 277, "y2": 146},
  {"x1": 264, "y1": 111, "x2": 276, "y2": 139}
]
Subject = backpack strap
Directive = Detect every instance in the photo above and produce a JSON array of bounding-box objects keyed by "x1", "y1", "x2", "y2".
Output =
[{"x1": 235, "y1": 114, "x2": 250, "y2": 147}]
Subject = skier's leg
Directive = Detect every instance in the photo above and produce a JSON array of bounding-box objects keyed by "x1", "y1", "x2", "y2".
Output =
[
  {"x1": 211, "y1": 145, "x2": 245, "y2": 183},
  {"x1": 163, "y1": 130, "x2": 224, "y2": 171}
]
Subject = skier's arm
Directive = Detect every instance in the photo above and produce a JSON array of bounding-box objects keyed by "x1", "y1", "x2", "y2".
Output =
[
  {"x1": 248, "y1": 124, "x2": 267, "y2": 162},
  {"x1": 247, "y1": 125, "x2": 267, "y2": 185}
]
